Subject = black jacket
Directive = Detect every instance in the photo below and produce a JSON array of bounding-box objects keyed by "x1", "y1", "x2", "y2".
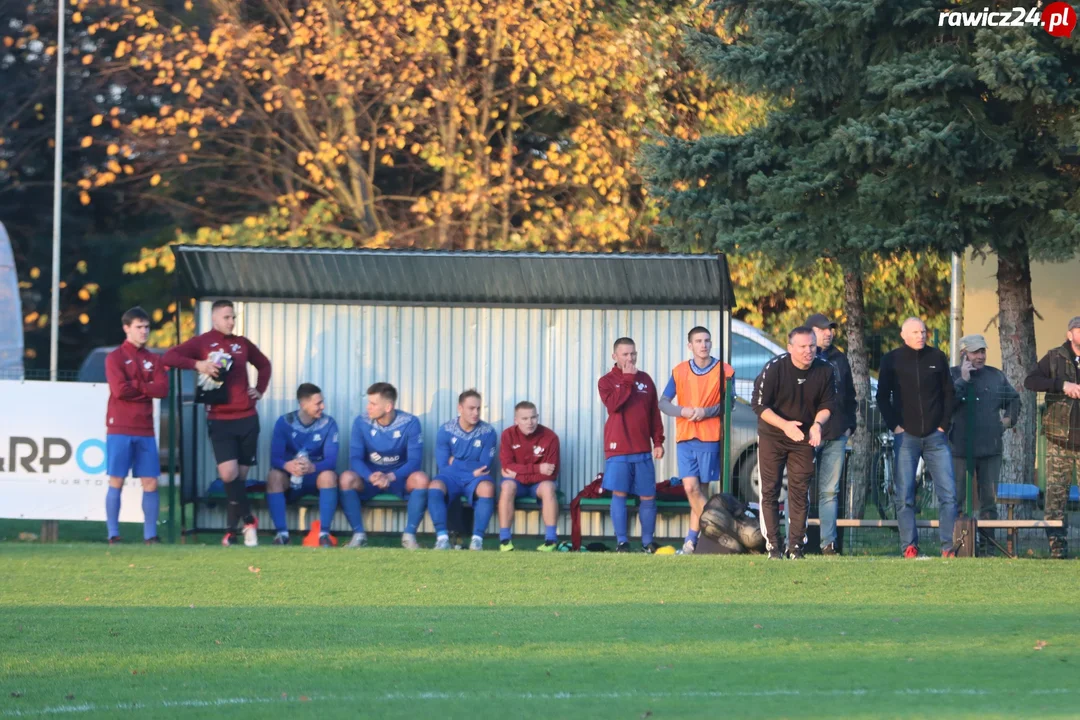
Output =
[
  {"x1": 876, "y1": 345, "x2": 953, "y2": 439},
  {"x1": 1025, "y1": 342, "x2": 1080, "y2": 449},
  {"x1": 751, "y1": 354, "x2": 836, "y2": 442},
  {"x1": 950, "y1": 365, "x2": 1020, "y2": 458},
  {"x1": 817, "y1": 346, "x2": 856, "y2": 440}
]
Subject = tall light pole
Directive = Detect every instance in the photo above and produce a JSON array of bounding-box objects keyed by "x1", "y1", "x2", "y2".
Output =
[{"x1": 49, "y1": 0, "x2": 65, "y2": 381}]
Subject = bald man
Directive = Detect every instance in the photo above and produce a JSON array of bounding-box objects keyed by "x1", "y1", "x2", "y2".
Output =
[{"x1": 876, "y1": 318, "x2": 957, "y2": 559}]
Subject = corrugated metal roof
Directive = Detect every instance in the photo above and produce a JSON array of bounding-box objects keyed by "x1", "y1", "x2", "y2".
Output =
[{"x1": 173, "y1": 246, "x2": 735, "y2": 309}]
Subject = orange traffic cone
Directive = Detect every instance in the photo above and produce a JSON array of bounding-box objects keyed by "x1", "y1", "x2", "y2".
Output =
[{"x1": 302, "y1": 520, "x2": 337, "y2": 547}]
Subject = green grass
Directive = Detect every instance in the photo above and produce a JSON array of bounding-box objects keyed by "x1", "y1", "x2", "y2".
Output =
[{"x1": 1, "y1": 545, "x2": 1078, "y2": 719}]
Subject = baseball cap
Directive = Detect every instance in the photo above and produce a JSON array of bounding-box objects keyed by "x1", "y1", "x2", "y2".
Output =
[
  {"x1": 805, "y1": 313, "x2": 838, "y2": 330},
  {"x1": 959, "y1": 334, "x2": 988, "y2": 353},
  {"x1": 1069, "y1": 316, "x2": 1080, "y2": 331}
]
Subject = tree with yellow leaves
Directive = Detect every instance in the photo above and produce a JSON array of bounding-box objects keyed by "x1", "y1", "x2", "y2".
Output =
[{"x1": 73, "y1": 0, "x2": 765, "y2": 251}]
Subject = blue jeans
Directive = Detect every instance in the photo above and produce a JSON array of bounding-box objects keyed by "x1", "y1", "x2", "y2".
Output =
[
  {"x1": 894, "y1": 429, "x2": 957, "y2": 552},
  {"x1": 815, "y1": 437, "x2": 847, "y2": 547}
]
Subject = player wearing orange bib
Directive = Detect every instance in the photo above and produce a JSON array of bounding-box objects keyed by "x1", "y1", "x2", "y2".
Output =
[{"x1": 659, "y1": 326, "x2": 734, "y2": 554}]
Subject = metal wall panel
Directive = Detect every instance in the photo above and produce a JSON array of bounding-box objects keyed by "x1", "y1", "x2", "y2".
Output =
[{"x1": 192, "y1": 301, "x2": 728, "y2": 530}]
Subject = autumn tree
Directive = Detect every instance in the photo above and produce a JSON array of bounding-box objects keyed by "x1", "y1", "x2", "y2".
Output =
[{"x1": 71, "y1": 0, "x2": 765, "y2": 251}]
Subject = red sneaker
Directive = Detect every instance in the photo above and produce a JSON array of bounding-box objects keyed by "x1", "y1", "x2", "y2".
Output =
[
  {"x1": 903, "y1": 545, "x2": 919, "y2": 559},
  {"x1": 222, "y1": 532, "x2": 238, "y2": 547},
  {"x1": 941, "y1": 549, "x2": 956, "y2": 558}
]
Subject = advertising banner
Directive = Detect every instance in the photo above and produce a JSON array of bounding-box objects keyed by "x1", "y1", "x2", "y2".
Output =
[{"x1": 0, "y1": 381, "x2": 159, "y2": 521}]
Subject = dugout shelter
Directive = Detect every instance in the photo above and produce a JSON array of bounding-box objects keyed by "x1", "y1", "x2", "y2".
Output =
[{"x1": 171, "y1": 246, "x2": 736, "y2": 538}]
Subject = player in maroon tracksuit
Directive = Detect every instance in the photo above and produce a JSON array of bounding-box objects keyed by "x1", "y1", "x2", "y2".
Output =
[
  {"x1": 497, "y1": 401, "x2": 562, "y2": 551},
  {"x1": 163, "y1": 299, "x2": 271, "y2": 546},
  {"x1": 598, "y1": 337, "x2": 665, "y2": 553},
  {"x1": 103, "y1": 307, "x2": 169, "y2": 544}
]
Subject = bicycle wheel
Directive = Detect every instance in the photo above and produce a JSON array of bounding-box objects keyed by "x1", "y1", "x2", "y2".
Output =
[{"x1": 871, "y1": 447, "x2": 896, "y2": 520}]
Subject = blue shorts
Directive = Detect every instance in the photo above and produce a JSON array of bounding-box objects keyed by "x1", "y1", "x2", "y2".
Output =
[
  {"x1": 434, "y1": 468, "x2": 492, "y2": 505},
  {"x1": 676, "y1": 443, "x2": 721, "y2": 484},
  {"x1": 602, "y1": 453, "x2": 656, "y2": 496},
  {"x1": 107, "y1": 435, "x2": 160, "y2": 479},
  {"x1": 357, "y1": 473, "x2": 408, "y2": 502},
  {"x1": 285, "y1": 473, "x2": 320, "y2": 503},
  {"x1": 502, "y1": 479, "x2": 555, "y2": 500}
]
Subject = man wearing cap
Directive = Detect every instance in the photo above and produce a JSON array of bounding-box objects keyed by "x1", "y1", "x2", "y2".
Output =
[
  {"x1": 1024, "y1": 317, "x2": 1080, "y2": 559},
  {"x1": 949, "y1": 335, "x2": 1020, "y2": 545},
  {"x1": 806, "y1": 313, "x2": 857, "y2": 555}
]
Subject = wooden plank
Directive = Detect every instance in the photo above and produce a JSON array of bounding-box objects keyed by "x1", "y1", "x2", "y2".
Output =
[{"x1": 804, "y1": 518, "x2": 1064, "y2": 528}]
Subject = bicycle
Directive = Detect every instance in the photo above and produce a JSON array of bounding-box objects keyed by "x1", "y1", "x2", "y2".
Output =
[{"x1": 871, "y1": 431, "x2": 933, "y2": 520}]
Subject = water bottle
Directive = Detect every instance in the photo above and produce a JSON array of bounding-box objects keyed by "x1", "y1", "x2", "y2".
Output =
[{"x1": 290, "y1": 449, "x2": 308, "y2": 491}]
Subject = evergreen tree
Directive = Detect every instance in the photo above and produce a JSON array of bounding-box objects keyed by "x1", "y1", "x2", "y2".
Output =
[{"x1": 644, "y1": 0, "x2": 1080, "y2": 509}]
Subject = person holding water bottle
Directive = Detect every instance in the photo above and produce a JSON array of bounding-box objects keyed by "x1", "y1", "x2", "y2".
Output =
[{"x1": 266, "y1": 383, "x2": 341, "y2": 545}]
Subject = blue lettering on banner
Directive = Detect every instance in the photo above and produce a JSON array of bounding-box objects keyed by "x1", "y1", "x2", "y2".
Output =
[{"x1": 76, "y1": 439, "x2": 107, "y2": 474}]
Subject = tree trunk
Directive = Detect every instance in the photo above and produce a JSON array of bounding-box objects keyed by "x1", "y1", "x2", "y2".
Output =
[
  {"x1": 842, "y1": 255, "x2": 873, "y2": 519},
  {"x1": 996, "y1": 246, "x2": 1038, "y2": 484}
]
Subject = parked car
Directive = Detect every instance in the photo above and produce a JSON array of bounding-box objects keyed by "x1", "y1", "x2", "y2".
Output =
[{"x1": 77, "y1": 346, "x2": 195, "y2": 471}]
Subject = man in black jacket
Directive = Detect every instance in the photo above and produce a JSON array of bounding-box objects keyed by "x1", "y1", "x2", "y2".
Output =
[
  {"x1": 1024, "y1": 316, "x2": 1080, "y2": 559},
  {"x1": 751, "y1": 327, "x2": 835, "y2": 560},
  {"x1": 876, "y1": 317, "x2": 958, "y2": 558},
  {"x1": 806, "y1": 313, "x2": 856, "y2": 555}
]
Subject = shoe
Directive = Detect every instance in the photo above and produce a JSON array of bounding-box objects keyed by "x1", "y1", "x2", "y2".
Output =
[
  {"x1": 821, "y1": 542, "x2": 837, "y2": 556},
  {"x1": 680, "y1": 539, "x2": 696, "y2": 555},
  {"x1": 642, "y1": 542, "x2": 660, "y2": 554},
  {"x1": 242, "y1": 517, "x2": 258, "y2": 547},
  {"x1": 469, "y1": 535, "x2": 484, "y2": 551},
  {"x1": 941, "y1": 549, "x2": 956, "y2": 559},
  {"x1": 222, "y1": 532, "x2": 238, "y2": 547},
  {"x1": 1049, "y1": 536, "x2": 1068, "y2": 560},
  {"x1": 767, "y1": 549, "x2": 784, "y2": 560},
  {"x1": 434, "y1": 535, "x2": 451, "y2": 550},
  {"x1": 903, "y1": 544, "x2": 919, "y2": 559},
  {"x1": 401, "y1": 533, "x2": 419, "y2": 550},
  {"x1": 108, "y1": 536, "x2": 123, "y2": 545},
  {"x1": 786, "y1": 546, "x2": 805, "y2": 560},
  {"x1": 318, "y1": 533, "x2": 334, "y2": 548},
  {"x1": 143, "y1": 537, "x2": 161, "y2": 545},
  {"x1": 500, "y1": 540, "x2": 515, "y2": 552},
  {"x1": 615, "y1": 542, "x2": 632, "y2": 553},
  {"x1": 272, "y1": 533, "x2": 289, "y2": 546},
  {"x1": 536, "y1": 541, "x2": 557, "y2": 553},
  {"x1": 346, "y1": 532, "x2": 368, "y2": 548}
]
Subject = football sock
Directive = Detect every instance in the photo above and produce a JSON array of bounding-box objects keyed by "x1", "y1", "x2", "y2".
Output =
[
  {"x1": 611, "y1": 494, "x2": 628, "y2": 545},
  {"x1": 267, "y1": 491, "x2": 288, "y2": 533},
  {"x1": 472, "y1": 497, "x2": 494, "y2": 537},
  {"x1": 141, "y1": 490, "x2": 159, "y2": 540},
  {"x1": 339, "y1": 488, "x2": 364, "y2": 533},
  {"x1": 319, "y1": 487, "x2": 340, "y2": 534},
  {"x1": 404, "y1": 489, "x2": 427, "y2": 535},
  {"x1": 106, "y1": 486, "x2": 122, "y2": 539},
  {"x1": 639, "y1": 498, "x2": 657, "y2": 546}
]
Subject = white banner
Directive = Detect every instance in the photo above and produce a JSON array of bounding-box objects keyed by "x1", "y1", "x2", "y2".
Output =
[{"x1": 0, "y1": 380, "x2": 160, "y2": 521}]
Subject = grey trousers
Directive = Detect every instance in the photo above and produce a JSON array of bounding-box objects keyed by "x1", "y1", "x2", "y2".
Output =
[{"x1": 952, "y1": 455, "x2": 1000, "y2": 520}]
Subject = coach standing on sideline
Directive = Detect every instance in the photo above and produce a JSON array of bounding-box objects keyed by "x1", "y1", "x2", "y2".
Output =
[
  {"x1": 876, "y1": 317, "x2": 957, "y2": 558},
  {"x1": 164, "y1": 300, "x2": 272, "y2": 547},
  {"x1": 751, "y1": 327, "x2": 835, "y2": 560},
  {"x1": 805, "y1": 313, "x2": 856, "y2": 556}
]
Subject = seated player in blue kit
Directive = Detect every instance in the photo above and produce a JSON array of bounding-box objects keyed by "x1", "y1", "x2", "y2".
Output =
[
  {"x1": 428, "y1": 389, "x2": 497, "y2": 551},
  {"x1": 338, "y1": 383, "x2": 430, "y2": 549},
  {"x1": 265, "y1": 383, "x2": 340, "y2": 546}
]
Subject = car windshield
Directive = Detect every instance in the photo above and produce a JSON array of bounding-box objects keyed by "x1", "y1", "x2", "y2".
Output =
[{"x1": 731, "y1": 333, "x2": 777, "y2": 384}]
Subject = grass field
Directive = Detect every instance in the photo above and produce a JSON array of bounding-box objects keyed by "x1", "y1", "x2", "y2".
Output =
[{"x1": 1, "y1": 544, "x2": 1078, "y2": 720}]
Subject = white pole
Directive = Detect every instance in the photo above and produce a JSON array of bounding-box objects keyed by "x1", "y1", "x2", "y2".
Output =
[
  {"x1": 949, "y1": 251, "x2": 964, "y2": 365},
  {"x1": 49, "y1": 0, "x2": 65, "y2": 381}
]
